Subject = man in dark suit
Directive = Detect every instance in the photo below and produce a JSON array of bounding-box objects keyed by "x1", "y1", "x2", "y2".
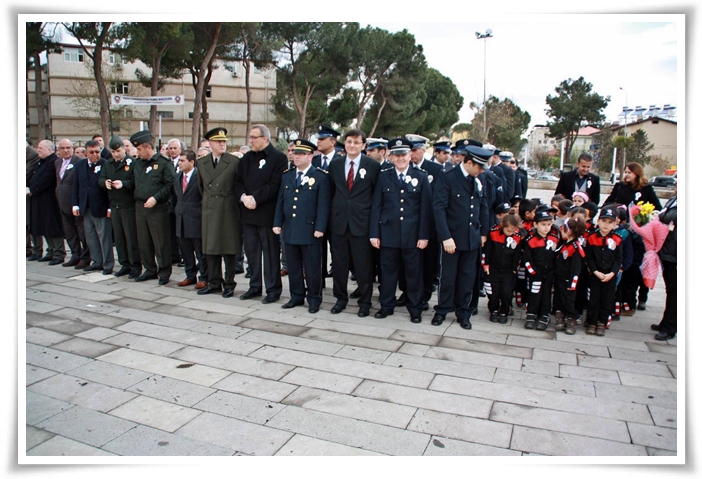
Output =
[
  {"x1": 93, "y1": 134, "x2": 113, "y2": 160},
  {"x1": 555, "y1": 152, "x2": 600, "y2": 205},
  {"x1": 234, "y1": 124, "x2": 287, "y2": 303},
  {"x1": 173, "y1": 150, "x2": 207, "y2": 289},
  {"x1": 370, "y1": 138, "x2": 432, "y2": 323},
  {"x1": 495, "y1": 151, "x2": 516, "y2": 201},
  {"x1": 55, "y1": 138, "x2": 90, "y2": 268},
  {"x1": 328, "y1": 129, "x2": 381, "y2": 317},
  {"x1": 196, "y1": 128, "x2": 241, "y2": 298},
  {"x1": 166, "y1": 138, "x2": 184, "y2": 267},
  {"x1": 26, "y1": 143, "x2": 42, "y2": 259},
  {"x1": 432, "y1": 145, "x2": 491, "y2": 329},
  {"x1": 273, "y1": 139, "x2": 330, "y2": 313},
  {"x1": 72, "y1": 140, "x2": 114, "y2": 274}
]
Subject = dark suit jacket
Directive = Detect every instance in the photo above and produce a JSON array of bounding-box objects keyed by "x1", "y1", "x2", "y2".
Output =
[
  {"x1": 100, "y1": 147, "x2": 113, "y2": 160},
  {"x1": 496, "y1": 162, "x2": 515, "y2": 200},
  {"x1": 54, "y1": 155, "x2": 81, "y2": 214},
  {"x1": 173, "y1": 168, "x2": 203, "y2": 238},
  {"x1": 555, "y1": 170, "x2": 601, "y2": 205},
  {"x1": 328, "y1": 154, "x2": 380, "y2": 237},
  {"x1": 72, "y1": 158, "x2": 110, "y2": 217},
  {"x1": 273, "y1": 166, "x2": 330, "y2": 245},
  {"x1": 234, "y1": 142, "x2": 288, "y2": 227},
  {"x1": 414, "y1": 159, "x2": 442, "y2": 192},
  {"x1": 28, "y1": 152, "x2": 64, "y2": 237},
  {"x1": 312, "y1": 151, "x2": 343, "y2": 170}
]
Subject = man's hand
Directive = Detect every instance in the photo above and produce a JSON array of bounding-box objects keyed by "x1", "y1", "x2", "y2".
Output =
[
  {"x1": 370, "y1": 238, "x2": 380, "y2": 249},
  {"x1": 314, "y1": 231, "x2": 324, "y2": 238},
  {"x1": 72, "y1": 206, "x2": 80, "y2": 217},
  {"x1": 105, "y1": 179, "x2": 112, "y2": 190},
  {"x1": 112, "y1": 180, "x2": 123, "y2": 189},
  {"x1": 144, "y1": 197, "x2": 157, "y2": 208},
  {"x1": 481, "y1": 235, "x2": 487, "y2": 247},
  {"x1": 417, "y1": 239, "x2": 428, "y2": 249},
  {"x1": 272, "y1": 227, "x2": 281, "y2": 235},
  {"x1": 483, "y1": 265, "x2": 490, "y2": 275},
  {"x1": 242, "y1": 195, "x2": 257, "y2": 210},
  {"x1": 602, "y1": 272, "x2": 615, "y2": 282},
  {"x1": 443, "y1": 238, "x2": 456, "y2": 254}
]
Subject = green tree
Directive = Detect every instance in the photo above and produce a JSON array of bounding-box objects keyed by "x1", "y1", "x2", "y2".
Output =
[
  {"x1": 469, "y1": 95, "x2": 530, "y2": 152},
  {"x1": 27, "y1": 22, "x2": 61, "y2": 142},
  {"x1": 186, "y1": 23, "x2": 222, "y2": 149},
  {"x1": 612, "y1": 134, "x2": 635, "y2": 177},
  {"x1": 415, "y1": 68, "x2": 463, "y2": 139},
  {"x1": 627, "y1": 129, "x2": 655, "y2": 166},
  {"x1": 451, "y1": 122, "x2": 472, "y2": 139},
  {"x1": 591, "y1": 125, "x2": 616, "y2": 173},
  {"x1": 545, "y1": 76, "x2": 610, "y2": 162}
]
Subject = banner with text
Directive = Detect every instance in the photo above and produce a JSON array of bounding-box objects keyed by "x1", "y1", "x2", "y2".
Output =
[{"x1": 111, "y1": 94, "x2": 185, "y2": 106}]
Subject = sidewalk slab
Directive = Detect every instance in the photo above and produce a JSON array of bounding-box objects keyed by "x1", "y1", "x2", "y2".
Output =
[
  {"x1": 26, "y1": 343, "x2": 94, "y2": 373},
  {"x1": 28, "y1": 374, "x2": 137, "y2": 413},
  {"x1": 67, "y1": 360, "x2": 153, "y2": 390},
  {"x1": 127, "y1": 376, "x2": 216, "y2": 407},
  {"x1": 492, "y1": 368, "x2": 595, "y2": 397},
  {"x1": 594, "y1": 382, "x2": 677, "y2": 409},
  {"x1": 169, "y1": 345, "x2": 294, "y2": 380},
  {"x1": 193, "y1": 390, "x2": 285, "y2": 424},
  {"x1": 382, "y1": 352, "x2": 495, "y2": 382},
  {"x1": 437, "y1": 337, "x2": 533, "y2": 359},
  {"x1": 109, "y1": 396, "x2": 203, "y2": 432},
  {"x1": 26, "y1": 425, "x2": 55, "y2": 451},
  {"x1": 648, "y1": 405, "x2": 677, "y2": 429},
  {"x1": 26, "y1": 327, "x2": 72, "y2": 347},
  {"x1": 35, "y1": 404, "x2": 137, "y2": 448},
  {"x1": 279, "y1": 367, "x2": 363, "y2": 395},
  {"x1": 102, "y1": 424, "x2": 236, "y2": 456},
  {"x1": 274, "y1": 434, "x2": 383, "y2": 456},
  {"x1": 212, "y1": 372, "x2": 298, "y2": 402},
  {"x1": 423, "y1": 436, "x2": 521, "y2": 456},
  {"x1": 27, "y1": 435, "x2": 117, "y2": 456},
  {"x1": 51, "y1": 337, "x2": 120, "y2": 359},
  {"x1": 26, "y1": 391, "x2": 74, "y2": 426},
  {"x1": 510, "y1": 425, "x2": 647, "y2": 456},
  {"x1": 407, "y1": 409, "x2": 513, "y2": 449},
  {"x1": 26, "y1": 364, "x2": 57, "y2": 387},
  {"x1": 628, "y1": 422, "x2": 678, "y2": 450},
  {"x1": 333, "y1": 345, "x2": 392, "y2": 364}
]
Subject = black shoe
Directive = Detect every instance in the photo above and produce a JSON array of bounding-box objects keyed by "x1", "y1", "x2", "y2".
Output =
[
  {"x1": 489, "y1": 312, "x2": 499, "y2": 323},
  {"x1": 63, "y1": 257, "x2": 80, "y2": 267},
  {"x1": 470, "y1": 306, "x2": 479, "y2": 316},
  {"x1": 650, "y1": 323, "x2": 661, "y2": 331},
  {"x1": 479, "y1": 289, "x2": 486, "y2": 298},
  {"x1": 396, "y1": 294, "x2": 407, "y2": 307},
  {"x1": 223, "y1": 288, "x2": 234, "y2": 298},
  {"x1": 655, "y1": 331, "x2": 676, "y2": 341},
  {"x1": 374, "y1": 309, "x2": 393, "y2": 319},
  {"x1": 197, "y1": 285, "x2": 222, "y2": 295},
  {"x1": 240, "y1": 290, "x2": 263, "y2": 300},
  {"x1": 27, "y1": 254, "x2": 40, "y2": 261},
  {"x1": 84, "y1": 264, "x2": 104, "y2": 272},
  {"x1": 158, "y1": 278, "x2": 169, "y2": 285},
  {"x1": 128, "y1": 269, "x2": 142, "y2": 279},
  {"x1": 331, "y1": 302, "x2": 346, "y2": 314},
  {"x1": 37, "y1": 255, "x2": 52, "y2": 262},
  {"x1": 358, "y1": 307, "x2": 370, "y2": 318},
  {"x1": 103, "y1": 269, "x2": 114, "y2": 275},
  {"x1": 114, "y1": 266, "x2": 131, "y2": 277},
  {"x1": 637, "y1": 302, "x2": 647, "y2": 311},
  {"x1": 262, "y1": 295, "x2": 280, "y2": 304},
  {"x1": 460, "y1": 318, "x2": 472, "y2": 330},
  {"x1": 325, "y1": 270, "x2": 333, "y2": 278},
  {"x1": 349, "y1": 288, "x2": 361, "y2": 299},
  {"x1": 525, "y1": 315, "x2": 536, "y2": 330},
  {"x1": 245, "y1": 271, "x2": 252, "y2": 279},
  {"x1": 281, "y1": 300, "x2": 303, "y2": 309},
  {"x1": 350, "y1": 273, "x2": 357, "y2": 281},
  {"x1": 535, "y1": 316, "x2": 549, "y2": 331},
  {"x1": 308, "y1": 305, "x2": 320, "y2": 314},
  {"x1": 498, "y1": 314, "x2": 508, "y2": 324},
  {"x1": 420, "y1": 301, "x2": 429, "y2": 311},
  {"x1": 410, "y1": 314, "x2": 422, "y2": 323},
  {"x1": 431, "y1": 313, "x2": 445, "y2": 326},
  {"x1": 235, "y1": 267, "x2": 245, "y2": 274},
  {"x1": 175, "y1": 260, "x2": 185, "y2": 267},
  {"x1": 48, "y1": 258, "x2": 64, "y2": 266},
  {"x1": 135, "y1": 273, "x2": 157, "y2": 282}
]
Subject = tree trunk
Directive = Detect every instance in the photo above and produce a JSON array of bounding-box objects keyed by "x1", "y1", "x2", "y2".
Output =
[
  {"x1": 241, "y1": 33, "x2": 252, "y2": 136},
  {"x1": 368, "y1": 93, "x2": 387, "y2": 138},
  {"x1": 32, "y1": 53, "x2": 47, "y2": 142},
  {"x1": 202, "y1": 64, "x2": 214, "y2": 139},
  {"x1": 92, "y1": 23, "x2": 112, "y2": 141},
  {"x1": 190, "y1": 23, "x2": 221, "y2": 150}
]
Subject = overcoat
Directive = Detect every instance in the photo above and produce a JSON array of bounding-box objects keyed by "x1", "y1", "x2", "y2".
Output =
[{"x1": 197, "y1": 152, "x2": 241, "y2": 255}]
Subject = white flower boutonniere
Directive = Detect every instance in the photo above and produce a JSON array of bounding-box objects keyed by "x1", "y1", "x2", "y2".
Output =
[
  {"x1": 607, "y1": 238, "x2": 617, "y2": 250},
  {"x1": 146, "y1": 166, "x2": 153, "y2": 174},
  {"x1": 587, "y1": 179, "x2": 592, "y2": 189},
  {"x1": 301, "y1": 176, "x2": 309, "y2": 185},
  {"x1": 359, "y1": 168, "x2": 366, "y2": 179},
  {"x1": 411, "y1": 178, "x2": 418, "y2": 187},
  {"x1": 546, "y1": 239, "x2": 556, "y2": 251},
  {"x1": 259, "y1": 159, "x2": 266, "y2": 169},
  {"x1": 404, "y1": 175, "x2": 412, "y2": 184},
  {"x1": 428, "y1": 175, "x2": 433, "y2": 183},
  {"x1": 475, "y1": 177, "x2": 483, "y2": 192},
  {"x1": 66, "y1": 164, "x2": 74, "y2": 170},
  {"x1": 94, "y1": 165, "x2": 101, "y2": 174},
  {"x1": 126, "y1": 158, "x2": 132, "y2": 166}
]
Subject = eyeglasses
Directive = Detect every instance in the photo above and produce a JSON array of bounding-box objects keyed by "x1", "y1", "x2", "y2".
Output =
[
  {"x1": 509, "y1": 160, "x2": 516, "y2": 164},
  {"x1": 248, "y1": 135, "x2": 264, "y2": 140}
]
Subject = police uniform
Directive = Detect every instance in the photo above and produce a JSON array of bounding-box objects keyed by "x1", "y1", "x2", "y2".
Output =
[
  {"x1": 370, "y1": 138, "x2": 432, "y2": 322},
  {"x1": 273, "y1": 139, "x2": 330, "y2": 312},
  {"x1": 131, "y1": 130, "x2": 175, "y2": 283},
  {"x1": 432, "y1": 146, "x2": 490, "y2": 329},
  {"x1": 98, "y1": 135, "x2": 141, "y2": 278}
]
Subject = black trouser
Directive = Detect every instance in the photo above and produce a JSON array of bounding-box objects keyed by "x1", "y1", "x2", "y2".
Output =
[
  {"x1": 515, "y1": 266, "x2": 528, "y2": 306},
  {"x1": 243, "y1": 223, "x2": 282, "y2": 297},
  {"x1": 169, "y1": 211, "x2": 181, "y2": 263},
  {"x1": 179, "y1": 237, "x2": 207, "y2": 282},
  {"x1": 42, "y1": 237, "x2": 66, "y2": 260},
  {"x1": 574, "y1": 264, "x2": 589, "y2": 314},
  {"x1": 435, "y1": 248, "x2": 479, "y2": 320},
  {"x1": 587, "y1": 274, "x2": 617, "y2": 326},
  {"x1": 379, "y1": 246, "x2": 424, "y2": 315},
  {"x1": 658, "y1": 260, "x2": 677, "y2": 335},
  {"x1": 111, "y1": 207, "x2": 141, "y2": 271},
  {"x1": 422, "y1": 231, "x2": 439, "y2": 302},
  {"x1": 485, "y1": 270, "x2": 516, "y2": 315},
  {"x1": 470, "y1": 253, "x2": 484, "y2": 309},
  {"x1": 60, "y1": 209, "x2": 90, "y2": 262},
  {"x1": 553, "y1": 277, "x2": 578, "y2": 318},
  {"x1": 331, "y1": 229, "x2": 373, "y2": 308},
  {"x1": 526, "y1": 272, "x2": 555, "y2": 318},
  {"x1": 135, "y1": 203, "x2": 171, "y2": 280},
  {"x1": 285, "y1": 242, "x2": 323, "y2": 307},
  {"x1": 207, "y1": 254, "x2": 237, "y2": 290}
]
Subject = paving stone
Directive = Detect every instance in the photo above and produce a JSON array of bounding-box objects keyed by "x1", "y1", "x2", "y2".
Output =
[
  {"x1": 490, "y1": 402, "x2": 631, "y2": 442},
  {"x1": 28, "y1": 374, "x2": 137, "y2": 412},
  {"x1": 594, "y1": 382, "x2": 677, "y2": 409},
  {"x1": 430, "y1": 375, "x2": 652, "y2": 424},
  {"x1": 424, "y1": 346, "x2": 523, "y2": 371},
  {"x1": 493, "y1": 368, "x2": 595, "y2": 397},
  {"x1": 437, "y1": 337, "x2": 533, "y2": 359},
  {"x1": 279, "y1": 368, "x2": 363, "y2": 394},
  {"x1": 155, "y1": 296, "x2": 191, "y2": 306},
  {"x1": 397, "y1": 343, "x2": 431, "y2": 356},
  {"x1": 111, "y1": 288, "x2": 166, "y2": 302},
  {"x1": 35, "y1": 404, "x2": 137, "y2": 448},
  {"x1": 212, "y1": 372, "x2": 298, "y2": 402},
  {"x1": 70, "y1": 271, "x2": 114, "y2": 283},
  {"x1": 505, "y1": 335, "x2": 610, "y2": 357},
  {"x1": 274, "y1": 434, "x2": 383, "y2": 456},
  {"x1": 251, "y1": 346, "x2": 434, "y2": 389},
  {"x1": 433, "y1": 323, "x2": 511, "y2": 345},
  {"x1": 31, "y1": 283, "x2": 123, "y2": 303},
  {"x1": 389, "y1": 330, "x2": 442, "y2": 346},
  {"x1": 27, "y1": 435, "x2": 117, "y2": 456},
  {"x1": 25, "y1": 314, "x2": 96, "y2": 336},
  {"x1": 26, "y1": 424, "x2": 55, "y2": 451},
  {"x1": 423, "y1": 436, "x2": 521, "y2": 456},
  {"x1": 609, "y1": 347, "x2": 677, "y2": 366},
  {"x1": 151, "y1": 304, "x2": 245, "y2": 326},
  {"x1": 48, "y1": 308, "x2": 129, "y2": 329},
  {"x1": 323, "y1": 311, "x2": 448, "y2": 336},
  {"x1": 103, "y1": 332, "x2": 185, "y2": 356},
  {"x1": 283, "y1": 386, "x2": 417, "y2": 428},
  {"x1": 110, "y1": 297, "x2": 161, "y2": 311},
  {"x1": 521, "y1": 359, "x2": 559, "y2": 377},
  {"x1": 193, "y1": 390, "x2": 286, "y2": 424},
  {"x1": 102, "y1": 424, "x2": 235, "y2": 456},
  {"x1": 331, "y1": 344, "x2": 390, "y2": 364},
  {"x1": 75, "y1": 326, "x2": 122, "y2": 342},
  {"x1": 188, "y1": 322, "x2": 250, "y2": 339},
  {"x1": 26, "y1": 266, "x2": 83, "y2": 279},
  {"x1": 67, "y1": 360, "x2": 153, "y2": 390},
  {"x1": 354, "y1": 380, "x2": 493, "y2": 419},
  {"x1": 510, "y1": 425, "x2": 647, "y2": 456},
  {"x1": 108, "y1": 307, "x2": 205, "y2": 330},
  {"x1": 238, "y1": 329, "x2": 343, "y2": 356},
  {"x1": 383, "y1": 352, "x2": 495, "y2": 382},
  {"x1": 170, "y1": 346, "x2": 294, "y2": 380},
  {"x1": 26, "y1": 391, "x2": 74, "y2": 426},
  {"x1": 555, "y1": 333, "x2": 650, "y2": 352},
  {"x1": 236, "y1": 318, "x2": 310, "y2": 336},
  {"x1": 56, "y1": 279, "x2": 127, "y2": 294},
  {"x1": 299, "y1": 328, "x2": 403, "y2": 352},
  {"x1": 648, "y1": 405, "x2": 677, "y2": 429},
  {"x1": 178, "y1": 299, "x2": 257, "y2": 318},
  {"x1": 128, "y1": 376, "x2": 216, "y2": 407},
  {"x1": 265, "y1": 406, "x2": 430, "y2": 456},
  {"x1": 26, "y1": 300, "x2": 68, "y2": 314},
  {"x1": 669, "y1": 365, "x2": 677, "y2": 379},
  {"x1": 50, "y1": 337, "x2": 120, "y2": 358},
  {"x1": 407, "y1": 408, "x2": 513, "y2": 448},
  {"x1": 109, "y1": 395, "x2": 203, "y2": 432},
  {"x1": 646, "y1": 446, "x2": 678, "y2": 456},
  {"x1": 646, "y1": 342, "x2": 677, "y2": 355},
  {"x1": 307, "y1": 318, "x2": 395, "y2": 339},
  {"x1": 578, "y1": 355, "x2": 673, "y2": 377},
  {"x1": 26, "y1": 290, "x2": 122, "y2": 315},
  {"x1": 618, "y1": 371, "x2": 677, "y2": 392},
  {"x1": 25, "y1": 327, "x2": 72, "y2": 347},
  {"x1": 628, "y1": 422, "x2": 677, "y2": 451},
  {"x1": 531, "y1": 348, "x2": 577, "y2": 365},
  {"x1": 26, "y1": 343, "x2": 94, "y2": 373},
  {"x1": 26, "y1": 364, "x2": 57, "y2": 386},
  {"x1": 176, "y1": 411, "x2": 293, "y2": 456},
  {"x1": 243, "y1": 309, "x2": 315, "y2": 326},
  {"x1": 559, "y1": 365, "x2": 621, "y2": 385},
  {"x1": 96, "y1": 348, "x2": 230, "y2": 387}
]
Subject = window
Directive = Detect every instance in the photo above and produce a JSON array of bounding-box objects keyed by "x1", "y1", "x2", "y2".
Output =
[
  {"x1": 110, "y1": 82, "x2": 129, "y2": 94},
  {"x1": 109, "y1": 121, "x2": 120, "y2": 132},
  {"x1": 254, "y1": 66, "x2": 261, "y2": 74},
  {"x1": 193, "y1": 87, "x2": 212, "y2": 99},
  {"x1": 124, "y1": 109, "x2": 133, "y2": 118},
  {"x1": 64, "y1": 48, "x2": 84, "y2": 63},
  {"x1": 188, "y1": 112, "x2": 209, "y2": 119},
  {"x1": 108, "y1": 52, "x2": 124, "y2": 65},
  {"x1": 157, "y1": 111, "x2": 174, "y2": 119}
]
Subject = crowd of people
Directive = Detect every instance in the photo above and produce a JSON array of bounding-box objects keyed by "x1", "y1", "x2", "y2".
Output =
[{"x1": 26, "y1": 126, "x2": 676, "y2": 339}]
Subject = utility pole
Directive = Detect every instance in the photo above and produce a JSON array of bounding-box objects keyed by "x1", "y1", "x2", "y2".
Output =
[{"x1": 476, "y1": 29, "x2": 493, "y2": 141}]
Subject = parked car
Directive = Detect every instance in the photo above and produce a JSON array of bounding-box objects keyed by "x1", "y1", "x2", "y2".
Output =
[
  {"x1": 527, "y1": 169, "x2": 538, "y2": 178},
  {"x1": 649, "y1": 176, "x2": 676, "y2": 188},
  {"x1": 537, "y1": 175, "x2": 559, "y2": 181}
]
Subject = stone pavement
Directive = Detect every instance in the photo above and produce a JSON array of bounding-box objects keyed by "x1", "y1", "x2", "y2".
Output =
[{"x1": 23, "y1": 252, "x2": 678, "y2": 457}]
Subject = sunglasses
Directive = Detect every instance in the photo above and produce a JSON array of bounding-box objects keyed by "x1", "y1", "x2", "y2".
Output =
[{"x1": 509, "y1": 160, "x2": 516, "y2": 164}]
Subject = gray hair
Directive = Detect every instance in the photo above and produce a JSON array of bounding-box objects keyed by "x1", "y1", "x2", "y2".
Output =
[
  {"x1": 251, "y1": 124, "x2": 271, "y2": 140},
  {"x1": 39, "y1": 139, "x2": 55, "y2": 152}
]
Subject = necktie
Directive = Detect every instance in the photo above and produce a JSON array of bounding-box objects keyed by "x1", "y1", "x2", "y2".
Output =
[
  {"x1": 182, "y1": 173, "x2": 188, "y2": 192},
  {"x1": 213, "y1": 157, "x2": 218, "y2": 169},
  {"x1": 399, "y1": 173, "x2": 404, "y2": 187},
  {"x1": 347, "y1": 160, "x2": 354, "y2": 192},
  {"x1": 60, "y1": 159, "x2": 70, "y2": 179},
  {"x1": 322, "y1": 156, "x2": 328, "y2": 170},
  {"x1": 296, "y1": 171, "x2": 303, "y2": 187}
]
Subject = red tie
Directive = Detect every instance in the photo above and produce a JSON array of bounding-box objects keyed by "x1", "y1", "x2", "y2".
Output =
[
  {"x1": 347, "y1": 161, "x2": 354, "y2": 192},
  {"x1": 182, "y1": 173, "x2": 188, "y2": 192}
]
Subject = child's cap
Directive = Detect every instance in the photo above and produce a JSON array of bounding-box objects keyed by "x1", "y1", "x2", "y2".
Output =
[
  {"x1": 582, "y1": 201, "x2": 598, "y2": 215},
  {"x1": 572, "y1": 191, "x2": 589, "y2": 202},
  {"x1": 536, "y1": 204, "x2": 558, "y2": 215},
  {"x1": 598, "y1": 207, "x2": 617, "y2": 220},
  {"x1": 534, "y1": 209, "x2": 555, "y2": 222},
  {"x1": 496, "y1": 202, "x2": 511, "y2": 214}
]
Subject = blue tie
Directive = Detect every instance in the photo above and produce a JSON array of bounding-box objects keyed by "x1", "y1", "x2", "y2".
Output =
[
  {"x1": 399, "y1": 173, "x2": 404, "y2": 187},
  {"x1": 296, "y1": 171, "x2": 303, "y2": 187},
  {"x1": 322, "y1": 156, "x2": 328, "y2": 170}
]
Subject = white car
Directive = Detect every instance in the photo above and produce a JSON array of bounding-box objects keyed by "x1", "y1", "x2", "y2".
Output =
[{"x1": 537, "y1": 175, "x2": 559, "y2": 181}]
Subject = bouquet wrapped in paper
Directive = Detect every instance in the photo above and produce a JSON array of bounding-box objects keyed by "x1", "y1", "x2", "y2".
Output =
[{"x1": 628, "y1": 201, "x2": 669, "y2": 289}]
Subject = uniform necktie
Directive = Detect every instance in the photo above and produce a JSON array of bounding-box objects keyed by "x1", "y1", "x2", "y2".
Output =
[
  {"x1": 399, "y1": 173, "x2": 405, "y2": 187},
  {"x1": 182, "y1": 173, "x2": 188, "y2": 192},
  {"x1": 347, "y1": 160, "x2": 354, "y2": 192},
  {"x1": 322, "y1": 156, "x2": 328, "y2": 170},
  {"x1": 296, "y1": 171, "x2": 303, "y2": 187},
  {"x1": 213, "y1": 157, "x2": 218, "y2": 169}
]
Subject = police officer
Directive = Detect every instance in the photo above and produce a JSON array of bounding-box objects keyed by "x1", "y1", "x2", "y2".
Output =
[
  {"x1": 130, "y1": 130, "x2": 175, "y2": 284},
  {"x1": 365, "y1": 138, "x2": 392, "y2": 170},
  {"x1": 273, "y1": 139, "x2": 330, "y2": 313},
  {"x1": 433, "y1": 140, "x2": 452, "y2": 171},
  {"x1": 432, "y1": 145, "x2": 490, "y2": 329},
  {"x1": 370, "y1": 138, "x2": 432, "y2": 323},
  {"x1": 98, "y1": 135, "x2": 141, "y2": 278}
]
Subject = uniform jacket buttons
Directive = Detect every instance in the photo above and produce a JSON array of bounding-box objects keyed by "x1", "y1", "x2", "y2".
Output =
[
  {"x1": 400, "y1": 217, "x2": 404, "y2": 220},
  {"x1": 292, "y1": 213, "x2": 296, "y2": 217}
]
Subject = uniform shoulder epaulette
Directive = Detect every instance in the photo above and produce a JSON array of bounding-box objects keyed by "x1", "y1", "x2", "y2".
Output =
[
  {"x1": 380, "y1": 168, "x2": 394, "y2": 174},
  {"x1": 412, "y1": 168, "x2": 428, "y2": 177},
  {"x1": 282, "y1": 167, "x2": 292, "y2": 174},
  {"x1": 315, "y1": 166, "x2": 328, "y2": 174}
]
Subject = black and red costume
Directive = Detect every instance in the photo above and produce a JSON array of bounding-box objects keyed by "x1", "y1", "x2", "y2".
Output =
[
  {"x1": 553, "y1": 239, "x2": 585, "y2": 319},
  {"x1": 523, "y1": 230, "x2": 560, "y2": 318},
  {"x1": 585, "y1": 230, "x2": 623, "y2": 326},
  {"x1": 483, "y1": 225, "x2": 523, "y2": 315}
]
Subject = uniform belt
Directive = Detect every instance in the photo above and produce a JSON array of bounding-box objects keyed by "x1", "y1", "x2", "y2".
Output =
[{"x1": 205, "y1": 193, "x2": 230, "y2": 198}]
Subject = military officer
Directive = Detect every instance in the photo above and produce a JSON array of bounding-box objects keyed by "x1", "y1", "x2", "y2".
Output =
[
  {"x1": 370, "y1": 138, "x2": 432, "y2": 323},
  {"x1": 273, "y1": 139, "x2": 330, "y2": 313},
  {"x1": 130, "y1": 130, "x2": 175, "y2": 285},
  {"x1": 432, "y1": 145, "x2": 490, "y2": 329},
  {"x1": 99, "y1": 135, "x2": 141, "y2": 278}
]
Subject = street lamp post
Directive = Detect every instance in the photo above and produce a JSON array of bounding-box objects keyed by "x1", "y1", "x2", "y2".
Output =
[
  {"x1": 476, "y1": 29, "x2": 493, "y2": 141},
  {"x1": 619, "y1": 86, "x2": 628, "y2": 173}
]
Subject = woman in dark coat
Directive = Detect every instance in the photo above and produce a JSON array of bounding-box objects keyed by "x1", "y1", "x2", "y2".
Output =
[
  {"x1": 604, "y1": 162, "x2": 662, "y2": 210},
  {"x1": 651, "y1": 190, "x2": 677, "y2": 340}
]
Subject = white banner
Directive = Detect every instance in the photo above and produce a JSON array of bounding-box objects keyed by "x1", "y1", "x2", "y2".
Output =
[{"x1": 111, "y1": 94, "x2": 185, "y2": 106}]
